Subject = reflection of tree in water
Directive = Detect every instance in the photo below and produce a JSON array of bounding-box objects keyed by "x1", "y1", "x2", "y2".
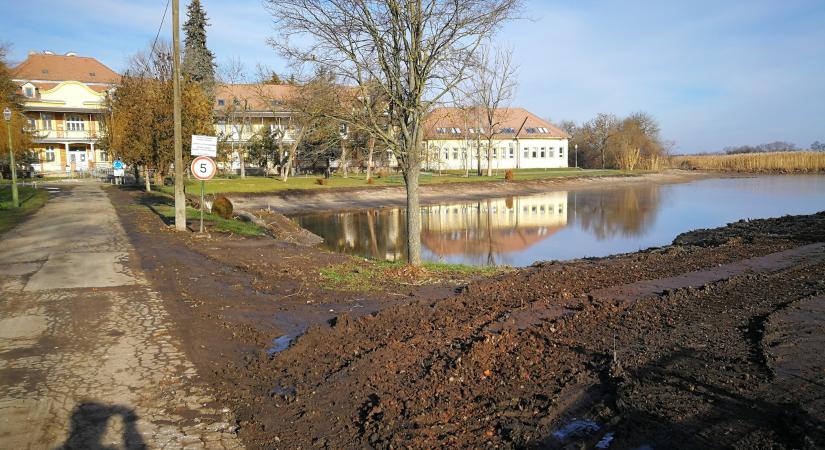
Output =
[
  {"x1": 571, "y1": 184, "x2": 664, "y2": 240},
  {"x1": 296, "y1": 209, "x2": 408, "y2": 261},
  {"x1": 294, "y1": 192, "x2": 569, "y2": 266}
]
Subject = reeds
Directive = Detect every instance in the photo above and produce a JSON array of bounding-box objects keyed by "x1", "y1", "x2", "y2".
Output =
[{"x1": 671, "y1": 151, "x2": 825, "y2": 173}]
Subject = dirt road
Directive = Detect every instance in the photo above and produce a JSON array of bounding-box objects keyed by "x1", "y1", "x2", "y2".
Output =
[{"x1": 0, "y1": 183, "x2": 241, "y2": 449}]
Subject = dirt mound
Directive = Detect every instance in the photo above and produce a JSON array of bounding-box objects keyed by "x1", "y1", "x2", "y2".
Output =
[
  {"x1": 214, "y1": 213, "x2": 824, "y2": 449},
  {"x1": 238, "y1": 208, "x2": 324, "y2": 246}
]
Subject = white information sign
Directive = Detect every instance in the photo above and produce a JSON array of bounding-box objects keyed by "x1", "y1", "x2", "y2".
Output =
[
  {"x1": 191, "y1": 156, "x2": 217, "y2": 181},
  {"x1": 113, "y1": 168, "x2": 125, "y2": 177},
  {"x1": 191, "y1": 135, "x2": 218, "y2": 157}
]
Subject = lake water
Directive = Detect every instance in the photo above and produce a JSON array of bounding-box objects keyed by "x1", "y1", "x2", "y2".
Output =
[{"x1": 292, "y1": 175, "x2": 825, "y2": 266}]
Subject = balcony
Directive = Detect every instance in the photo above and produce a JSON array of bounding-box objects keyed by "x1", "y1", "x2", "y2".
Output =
[{"x1": 32, "y1": 129, "x2": 100, "y2": 142}]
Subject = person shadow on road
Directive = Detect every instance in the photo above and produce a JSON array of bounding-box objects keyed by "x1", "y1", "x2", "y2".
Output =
[{"x1": 55, "y1": 402, "x2": 147, "y2": 450}]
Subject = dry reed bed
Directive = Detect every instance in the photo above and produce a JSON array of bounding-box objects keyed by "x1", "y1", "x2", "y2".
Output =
[{"x1": 672, "y1": 151, "x2": 825, "y2": 173}]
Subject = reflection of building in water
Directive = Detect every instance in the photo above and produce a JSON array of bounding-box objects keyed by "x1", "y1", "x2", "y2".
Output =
[
  {"x1": 421, "y1": 192, "x2": 568, "y2": 264},
  {"x1": 293, "y1": 192, "x2": 568, "y2": 265}
]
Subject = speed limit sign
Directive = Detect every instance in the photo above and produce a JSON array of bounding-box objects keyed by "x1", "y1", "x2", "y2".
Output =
[{"x1": 191, "y1": 156, "x2": 217, "y2": 180}]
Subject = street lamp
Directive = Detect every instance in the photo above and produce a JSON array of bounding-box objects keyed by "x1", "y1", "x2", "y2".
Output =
[
  {"x1": 3, "y1": 107, "x2": 19, "y2": 208},
  {"x1": 574, "y1": 143, "x2": 578, "y2": 169}
]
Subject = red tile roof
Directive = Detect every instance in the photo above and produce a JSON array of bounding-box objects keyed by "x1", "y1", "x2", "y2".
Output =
[
  {"x1": 423, "y1": 107, "x2": 569, "y2": 140},
  {"x1": 12, "y1": 53, "x2": 120, "y2": 84}
]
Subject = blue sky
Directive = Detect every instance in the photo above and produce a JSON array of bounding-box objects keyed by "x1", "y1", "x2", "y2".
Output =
[{"x1": 3, "y1": 0, "x2": 824, "y2": 152}]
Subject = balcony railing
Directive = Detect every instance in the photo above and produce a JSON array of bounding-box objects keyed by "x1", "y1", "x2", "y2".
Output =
[{"x1": 32, "y1": 129, "x2": 99, "y2": 141}]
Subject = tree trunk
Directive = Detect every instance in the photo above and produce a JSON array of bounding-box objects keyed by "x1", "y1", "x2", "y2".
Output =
[
  {"x1": 144, "y1": 166, "x2": 151, "y2": 192},
  {"x1": 476, "y1": 138, "x2": 482, "y2": 176},
  {"x1": 366, "y1": 136, "x2": 375, "y2": 180},
  {"x1": 281, "y1": 128, "x2": 306, "y2": 182},
  {"x1": 403, "y1": 164, "x2": 421, "y2": 266},
  {"x1": 340, "y1": 139, "x2": 348, "y2": 178},
  {"x1": 486, "y1": 139, "x2": 493, "y2": 177},
  {"x1": 239, "y1": 148, "x2": 246, "y2": 178}
]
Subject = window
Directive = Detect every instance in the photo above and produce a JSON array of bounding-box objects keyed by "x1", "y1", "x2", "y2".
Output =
[
  {"x1": 523, "y1": 149, "x2": 529, "y2": 159},
  {"x1": 443, "y1": 149, "x2": 449, "y2": 160},
  {"x1": 492, "y1": 148, "x2": 497, "y2": 158},
  {"x1": 500, "y1": 127, "x2": 515, "y2": 134},
  {"x1": 526, "y1": 127, "x2": 537, "y2": 133},
  {"x1": 66, "y1": 115, "x2": 85, "y2": 131},
  {"x1": 100, "y1": 151, "x2": 109, "y2": 162},
  {"x1": 27, "y1": 117, "x2": 36, "y2": 129},
  {"x1": 24, "y1": 86, "x2": 35, "y2": 98},
  {"x1": 540, "y1": 147, "x2": 546, "y2": 158},
  {"x1": 532, "y1": 150, "x2": 537, "y2": 158},
  {"x1": 45, "y1": 146, "x2": 55, "y2": 162},
  {"x1": 40, "y1": 113, "x2": 53, "y2": 130},
  {"x1": 452, "y1": 148, "x2": 458, "y2": 160},
  {"x1": 559, "y1": 147, "x2": 564, "y2": 157},
  {"x1": 509, "y1": 147, "x2": 515, "y2": 158},
  {"x1": 217, "y1": 99, "x2": 225, "y2": 106}
]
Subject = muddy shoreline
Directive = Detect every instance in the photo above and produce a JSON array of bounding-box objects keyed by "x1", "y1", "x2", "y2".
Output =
[
  {"x1": 230, "y1": 170, "x2": 716, "y2": 215},
  {"x1": 109, "y1": 185, "x2": 825, "y2": 449}
]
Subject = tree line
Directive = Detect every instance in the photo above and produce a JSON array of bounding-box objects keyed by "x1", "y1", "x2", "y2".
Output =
[
  {"x1": 723, "y1": 141, "x2": 824, "y2": 154},
  {"x1": 559, "y1": 112, "x2": 670, "y2": 170}
]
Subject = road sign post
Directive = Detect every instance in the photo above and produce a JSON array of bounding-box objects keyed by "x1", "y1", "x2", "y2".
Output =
[{"x1": 190, "y1": 155, "x2": 217, "y2": 233}]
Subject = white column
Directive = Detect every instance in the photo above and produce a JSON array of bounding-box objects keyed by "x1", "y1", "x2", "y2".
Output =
[{"x1": 90, "y1": 142, "x2": 95, "y2": 162}]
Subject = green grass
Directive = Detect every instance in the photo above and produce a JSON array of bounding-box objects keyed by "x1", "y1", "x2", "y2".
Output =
[
  {"x1": 156, "y1": 168, "x2": 631, "y2": 196},
  {"x1": 137, "y1": 191, "x2": 266, "y2": 236},
  {"x1": 0, "y1": 185, "x2": 49, "y2": 235},
  {"x1": 319, "y1": 258, "x2": 507, "y2": 291}
]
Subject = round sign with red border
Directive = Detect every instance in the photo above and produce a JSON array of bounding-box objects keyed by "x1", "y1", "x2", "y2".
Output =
[{"x1": 191, "y1": 156, "x2": 217, "y2": 180}]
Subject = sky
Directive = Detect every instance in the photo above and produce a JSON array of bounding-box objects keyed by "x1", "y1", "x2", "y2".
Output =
[{"x1": 2, "y1": 0, "x2": 824, "y2": 153}]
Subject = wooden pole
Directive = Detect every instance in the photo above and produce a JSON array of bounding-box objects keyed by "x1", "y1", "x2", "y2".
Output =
[{"x1": 172, "y1": 0, "x2": 186, "y2": 231}]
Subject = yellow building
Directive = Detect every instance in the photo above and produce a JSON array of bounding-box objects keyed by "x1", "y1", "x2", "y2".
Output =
[{"x1": 12, "y1": 51, "x2": 119, "y2": 175}]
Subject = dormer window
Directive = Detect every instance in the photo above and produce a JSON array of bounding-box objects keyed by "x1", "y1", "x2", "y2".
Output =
[
  {"x1": 89, "y1": 72, "x2": 96, "y2": 77},
  {"x1": 41, "y1": 69, "x2": 49, "y2": 74},
  {"x1": 23, "y1": 86, "x2": 35, "y2": 98}
]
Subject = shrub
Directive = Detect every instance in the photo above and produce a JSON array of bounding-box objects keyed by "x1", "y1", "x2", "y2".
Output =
[
  {"x1": 316, "y1": 178, "x2": 328, "y2": 185},
  {"x1": 211, "y1": 195, "x2": 233, "y2": 219},
  {"x1": 504, "y1": 169, "x2": 514, "y2": 181}
]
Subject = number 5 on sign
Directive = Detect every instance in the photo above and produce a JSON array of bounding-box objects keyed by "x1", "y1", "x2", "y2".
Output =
[
  {"x1": 191, "y1": 156, "x2": 216, "y2": 180},
  {"x1": 190, "y1": 156, "x2": 216, "y2": 233}
]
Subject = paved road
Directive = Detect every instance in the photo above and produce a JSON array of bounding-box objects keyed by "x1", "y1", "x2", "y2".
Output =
[{"x1": 0, "y1": 183, "x2": 242, "y2": 449}]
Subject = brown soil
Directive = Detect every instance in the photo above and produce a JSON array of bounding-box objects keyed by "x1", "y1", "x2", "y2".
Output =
[{"x1": 109, "y1": 185, "x2": 825, "y2": 449}]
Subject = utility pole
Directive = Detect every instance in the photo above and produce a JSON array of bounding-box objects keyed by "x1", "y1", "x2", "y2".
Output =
[
  {"x1": 172, "y1": 0, "x2": 186, "y2": 231},
  {"x1": 3, "y1": 107, "x2": 19, "y2": 208}
]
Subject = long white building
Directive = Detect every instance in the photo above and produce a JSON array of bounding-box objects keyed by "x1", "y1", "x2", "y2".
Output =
[{"x1": 422, "y1": 107, "x2": 570, "y2": 171}]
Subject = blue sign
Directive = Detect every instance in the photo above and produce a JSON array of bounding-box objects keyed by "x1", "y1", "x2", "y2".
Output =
[{"x1": 113, "y1": 160, "x2": 124, "y2": 170}]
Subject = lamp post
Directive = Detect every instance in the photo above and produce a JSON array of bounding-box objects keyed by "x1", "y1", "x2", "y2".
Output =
[
  {"x1": 574, "y1": 143, "x2": 578, "y2": 169},
  {"x1": 3, "y1": 107, "x2": 19, "y2": 208}
]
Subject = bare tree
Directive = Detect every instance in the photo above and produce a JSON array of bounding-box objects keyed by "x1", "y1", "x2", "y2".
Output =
[
  {"x1": 264, "y1": 0, "x2": 521, "y2": 266},
  {"x1": 467, "y1": 45, "x2": 518, "y2": 176},
  {"x1": 218, "y1": 57, "x2": 250, "y2": 178}
]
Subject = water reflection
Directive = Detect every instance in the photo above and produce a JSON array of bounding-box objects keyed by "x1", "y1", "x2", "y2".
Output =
[
  {"x1": 294, "y1": 185, "x2": 662, "y2": 265},
  {"x1": 572, "y1": 184, "x2": 663, "y2": 239},
  {"x1": 292, "y1": 175, "x2": 825, "y2": 266}
]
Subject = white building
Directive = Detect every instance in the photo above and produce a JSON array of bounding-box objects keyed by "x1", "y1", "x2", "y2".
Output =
[{"x1": 422, "y1": 107, "x2": 570, "y2": 171}]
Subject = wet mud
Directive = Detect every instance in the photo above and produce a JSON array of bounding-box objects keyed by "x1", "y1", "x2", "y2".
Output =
[{"x1": 109, "y1": 185, "x2": 825, "y2": 449}]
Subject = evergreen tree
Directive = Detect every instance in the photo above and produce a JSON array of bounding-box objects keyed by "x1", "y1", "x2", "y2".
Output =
[{"x1": 182, "y1": 0, "x2": 216, "y2": 96}]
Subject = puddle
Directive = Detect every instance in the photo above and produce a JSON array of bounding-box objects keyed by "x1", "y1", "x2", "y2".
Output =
[
  {"x1": 596, "y1": 431, "x2": 615, "y2": 448},
  {"x1": 552, "y1": 419, "x2": 601, "y2": 441},
  {"x1": 266, "y1": 334, "x2": 295, "y2": 356}
]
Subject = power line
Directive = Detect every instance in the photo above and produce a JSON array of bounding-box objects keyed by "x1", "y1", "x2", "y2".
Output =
[{"x1": 150, "y1": 0, "x2": 172, "y2": 57}]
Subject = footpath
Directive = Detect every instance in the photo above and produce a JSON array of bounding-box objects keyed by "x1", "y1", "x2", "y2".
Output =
[{"x1": 0, "y1": 182, "x2": 242, "y2": 449}]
